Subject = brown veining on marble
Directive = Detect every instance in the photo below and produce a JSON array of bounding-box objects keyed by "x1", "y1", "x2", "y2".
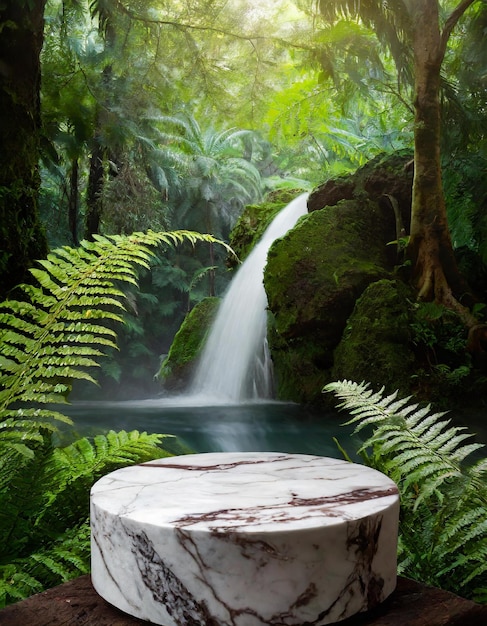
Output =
[
  {"x1": 172, "y1": 486, "x2": 398, "y2": 530},
  {"x1": 139, "y1": 455, "x2": 290, "y2": 472}
]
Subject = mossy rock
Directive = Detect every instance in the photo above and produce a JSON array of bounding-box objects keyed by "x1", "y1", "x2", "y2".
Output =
[
  {"x1": 332, "y1": 279, "x2": 416, "y2": 396},
  {"x1": 264, "y1": 197, "x2": 393, "y2": 405},
  {"x1": 228, "y1": 189, "x2": 306, "y2": 266},
  {"x1": 158, "y1": 297, "x2": 220, "y2": 392},
  {"x1": 262, "y1": 151, "x2": 417, "y2": 405},
  {"x1": 308, "y1": 150, "x2": 413, "y2": 227}
]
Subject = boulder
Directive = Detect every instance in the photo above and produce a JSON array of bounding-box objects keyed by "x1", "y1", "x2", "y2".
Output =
[
  {"x1": 332, "y1": 279, "x2": 416, "y2": 396},
  {"x1": 158, "y1": 297, "x2": 220, "y2": 392},
  {"x1": 264, "y1": 152, "x2": 414, "y2": 405},
  {"x1": 308, "y1": 150, "x2": 413, "y2": 225}
]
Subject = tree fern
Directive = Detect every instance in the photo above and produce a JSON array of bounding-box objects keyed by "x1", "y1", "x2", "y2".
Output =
[
  {"x1": 0, "y1": 229, "x2": 229, "y2": 606},
  {"x1": 325, "y1": 380, "x2": 487, "y2": 602}
]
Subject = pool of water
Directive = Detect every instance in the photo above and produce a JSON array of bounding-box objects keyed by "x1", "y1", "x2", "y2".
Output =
[
  {"x1": 58, "y1": 395, "x2": 487, "y2": 463},
  {"x1": 59, "y1": 398, "x2": 362, "y2": 460}
]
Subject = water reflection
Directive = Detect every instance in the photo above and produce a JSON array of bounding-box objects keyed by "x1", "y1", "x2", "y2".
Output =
[
  {"x1": 59, "y1": 399, "x2": 361, "y2": 460},
  {"x1": 57, "y1": 396, "x2": 487, "y2": 463}
]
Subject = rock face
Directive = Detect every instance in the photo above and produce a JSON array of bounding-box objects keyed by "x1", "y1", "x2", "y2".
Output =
[
  {"x1": 160, "y1": 151, "x2": 483, "y2": 407},
  {"x1": 332, "y1": 279, "x2": 416, "y2": 397},
  {"x1": 264, "y1": 153, "x2": 414, "y2": 405},
  {"x1": 228, "y1": 188, "x2": 307, "y2": 266},
  {"x1": 308, "y1": 151, "x2": 413, "y2": 222},
  {"x1": 158, "y1": 297, "x2": 220, "y2": 392}
]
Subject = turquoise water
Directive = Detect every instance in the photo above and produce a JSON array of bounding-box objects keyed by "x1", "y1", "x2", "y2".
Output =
[
  {"x1": 58, "y1": 397, "x2": 487, "y2": 462},
  {"x1": 59, "y1": 399, "x2": 362, "y2": 460}
]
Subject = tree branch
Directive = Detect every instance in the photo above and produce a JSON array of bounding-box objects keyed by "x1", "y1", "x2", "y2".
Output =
[
  {"x1": 111, "y1": 0, "x2": 314, "y2": 52},
  {"x1": 440, "y1": 0, "x2": 477, "y2": 59}
]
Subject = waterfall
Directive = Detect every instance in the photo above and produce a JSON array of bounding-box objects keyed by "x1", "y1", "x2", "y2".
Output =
[{"x1": 190, "y1": 193, "x2": 309, "y2": 403}]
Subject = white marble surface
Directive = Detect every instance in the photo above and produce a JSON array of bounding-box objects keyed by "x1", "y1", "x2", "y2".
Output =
[{"x1": 90, "y1": 452, "x2": 399, "y2": 625}]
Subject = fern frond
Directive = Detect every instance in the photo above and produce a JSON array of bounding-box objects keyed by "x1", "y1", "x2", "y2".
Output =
[
  {"x1": 0, "y1": 523, "x2": 91, "y2": 606},
  {"x1": 325, "y1": 380, "x2": 487, "y2": 601},
  {"x1": 326, "y1": 380, "x2": 482, "y2": 489},
  {"x1": 30, "y1": 430, "x2": 176, "y2": 535},
  {"x1": 52, "y1": 429, "x2": 173, "y2": 478},
  {"x1": 0, "y1": 565, "x2": 43, "y2": 607},
  {"x1": 0, "y1": 228, "x2": 228, "y2": 605},
  {"x1": 0, "y1": 230, "x2": 224, "y2": 435}
]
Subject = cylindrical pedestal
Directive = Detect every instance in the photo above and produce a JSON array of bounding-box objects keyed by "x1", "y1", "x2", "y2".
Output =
[{"x1": 91, "y1": 452, "x2": 399, "y2": 625}]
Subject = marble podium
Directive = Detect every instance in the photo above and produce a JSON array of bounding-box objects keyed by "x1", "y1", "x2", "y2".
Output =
[{"x1": 90, "y1": 452, "x2": 400, "y2": 626}]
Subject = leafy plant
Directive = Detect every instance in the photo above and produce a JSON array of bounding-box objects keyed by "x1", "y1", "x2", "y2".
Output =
[
  {"x1": 0, "y1": 228, "x2": 227, "y2": 605},
  {"x1": 408, "y1": 300, "x2": 475, "y2": 403},
  {"x1": 325, "y1": 380, "x2": 487, "y2": 603}
]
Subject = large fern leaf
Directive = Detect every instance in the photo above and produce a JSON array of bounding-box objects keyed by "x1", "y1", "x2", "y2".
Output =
[
  {"x1": 0, "y1": 229, "x2": 230, "y2": 605},
  {"x1": 0, "y1": 524, "x2": 91, "y2": 608},
  {"x1": 0, "y1": 429, "x2": 175, "y2": 606},
  {"x1": 0, "y1": 230, "x2": 225, "y2": 443},
  {"x1": 325, "y1": 380, "x2": 487, "y2": 602}
]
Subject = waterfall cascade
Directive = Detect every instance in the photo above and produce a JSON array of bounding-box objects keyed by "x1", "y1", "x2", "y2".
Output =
[{"x1": 190, "y1": 193, "x2": 309, "y2": 403}]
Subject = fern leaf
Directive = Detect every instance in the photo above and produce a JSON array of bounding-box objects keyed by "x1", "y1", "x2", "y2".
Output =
[
  {"x1": 0, "y1": 228, "x2": 228, "y2": 605},
  {"x1": 404, "y1": 410, "x2": 449, "y2": 434},
  {"x1": 444, "y1": 508, "x2": 487, "y2": 549},
  {"x1": 325, "y1": 380, "x2": 487, "y2": 601},
  {"x1": 44, "y1": 430, "x2": 174, "y2": 499},
  {"x1": 31, "y1": 553, "x2": 73, "y2": 581},
  {"x1": 0, "y1": 230, "x2": 223, "y2": 424},
  {"x1": 0, "y1": 566, "x2": 43, "y2": 607}
]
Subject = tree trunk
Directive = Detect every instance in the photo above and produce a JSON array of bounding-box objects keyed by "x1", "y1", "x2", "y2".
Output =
[
  {"x1": 68, "y1": 157, "x2": 80, "y2": 245},
  {"x1": 0, "y1": 0, "x2": 49, "y2": 299},
  {"x1": 85, "y1": 23, "x2": 118, "y2": 240},
  {"x1": 86, "y1": 124, "x2": 105, "y2": 240},
  {"x1": 407, "y1": 0, "x2": 473, "y2": 321}
]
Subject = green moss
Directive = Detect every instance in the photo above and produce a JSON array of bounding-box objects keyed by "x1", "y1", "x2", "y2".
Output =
[
  {"x1": 265, "y1": 199, "x2": 389, "y2": 335},
  {"x1": 267, "y1": 311, "x2": 335, "y2": 404},
  {"x1": 158, "y1": 297, "x2": 220, "y2": 391},
  {"x1": 228, "y1": 189, "x2": 306, "y2": 264},
  {"x1": 332, "y1": 279, "x2": 416, "y2": 396},
  {"x1": 264, "y1": 198, "x2": 392, "y2": 405}
]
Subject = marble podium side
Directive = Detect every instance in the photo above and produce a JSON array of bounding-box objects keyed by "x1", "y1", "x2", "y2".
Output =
[{"x1": 90, "y1": 452, "x2": 400, "y2": 625}]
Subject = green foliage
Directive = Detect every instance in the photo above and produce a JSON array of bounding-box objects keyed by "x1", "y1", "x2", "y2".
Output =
[
  {"x1": 325, "y1": 380, "x2": 487, "y2": 603},
  {"x1": 152, "y1": 113, "x2": 263, "y2": 235},
  {"x1": 410, "y1": 302, "x2": 465, "y2": 352},
  {"x1": 0, "y1": 228, "x2": 227, "y2": 604},
  {"x1": 408, "y1": 301, "x2": 474, "y2": 402},
  {"x1": 0, "y1": 429, "x2": 172, "y2": 607},
  {"x1": 443, "y1": 154, "x2": 487, "y2": 264},
  {"x1": 0, "y1": 230, "x2": 221, "y2": 436},
  {"x1": 83, "y1": 244, "x2": 231, "y2": 400}
]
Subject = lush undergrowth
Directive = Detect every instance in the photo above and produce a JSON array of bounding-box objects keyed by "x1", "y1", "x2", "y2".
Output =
[
  {"x1": 326, "y1": 380, "x2": 487, "y2": 604},
  {"x1": 0, "y1": 230, "x2": 222, "y2": 606},
  {"x1": 1, "y1": 230, "x2": 485, "y2": 606}
]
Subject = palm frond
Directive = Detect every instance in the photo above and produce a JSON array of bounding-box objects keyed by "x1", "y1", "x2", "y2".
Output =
[{"x1": 316, "y1": 0, "x2": 413, "y2": 84}]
